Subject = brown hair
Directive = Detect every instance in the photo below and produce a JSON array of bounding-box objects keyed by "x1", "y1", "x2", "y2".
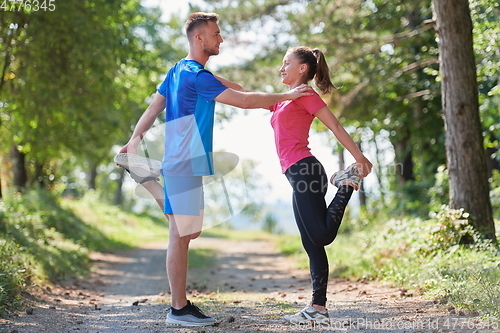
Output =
[
  {"x1": 185, "y1": 12, "x2": 219, "y2": 40},
  {"x1": 288, "y1": 46, "x2": 337, "y2": 94}
]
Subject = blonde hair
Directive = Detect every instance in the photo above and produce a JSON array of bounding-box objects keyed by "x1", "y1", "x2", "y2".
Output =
[{"x1": 185, "y1": 12, "x2": 219, "y2": 40}]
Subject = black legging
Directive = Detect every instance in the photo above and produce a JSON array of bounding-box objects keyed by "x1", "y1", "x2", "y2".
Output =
[{"x1": 285, "y1": 156, "x2": 353, "y2": 307}]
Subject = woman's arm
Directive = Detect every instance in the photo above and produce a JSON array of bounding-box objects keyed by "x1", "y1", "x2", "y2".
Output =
[{"x1": 313, "y1": 106, "x2": 373, "y2": 177}]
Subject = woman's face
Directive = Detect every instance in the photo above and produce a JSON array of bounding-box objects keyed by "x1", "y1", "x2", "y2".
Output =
[{"x1": 280, "y1": 52, "x2": 307, "y2": 86}]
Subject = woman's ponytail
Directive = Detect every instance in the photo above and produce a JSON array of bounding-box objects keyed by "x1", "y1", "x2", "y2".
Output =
[
  {"x1": 312, "y1": 48, "x2": 337, "y2": 94},
  {"x1": 288, "y1": 46, "x2": 337, "y2": 95}
]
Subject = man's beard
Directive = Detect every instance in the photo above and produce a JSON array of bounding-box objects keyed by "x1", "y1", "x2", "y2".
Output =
[
  {"x1": 203, "y1": 42, "x2": 220, "y2": 57},
  {"x1": 205, "y1": 48, "x2": 219, "y2": 57}
]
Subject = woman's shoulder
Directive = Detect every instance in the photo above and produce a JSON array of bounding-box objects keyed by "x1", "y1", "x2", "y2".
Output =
[
  {"x1": 296, "y1": 90, "x2": 327, "y2": 108},
  {"x1": 303, "y1": 89, "x2": 323, "y2": 100}
]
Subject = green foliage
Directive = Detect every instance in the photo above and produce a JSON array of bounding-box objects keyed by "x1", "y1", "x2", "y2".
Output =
[
  {"x1": 201, "y1": 0, "x2": 499, "y2": 224},
  {"x1": 1, "y1": 191, "x2": 92, "y2": 282},
  {"x1": 275, "y1": 205, "x2": 500, "y2": 319},
  {"x1": 430, "y1": 167, "x2": 500, "y2": 221},
  {"x1": 275, "y1": 235, "x2": 309, "y2": 270},
  {"x1": 0, "y1": 0, "x2": 182, "y2": 190},
  {"x1": 189, "y1": 248, "x2": 217, "y2": 269},
  {"x1": 262, "y1": 213, "x2": 282, "y2": 234},
  {"x1": 428, "y1": 165, "x2": 450, "y2": 211},
  {"x1": 425, "y1": 207, "x2": 478, "y2": 251},
  {"x1": 61, "y1": 190, "x2": 168, "y2": 248},
  {"x1": 0, "y1": 189, "x2": 168, "y2": 316},
  {"x1": 471, "y1": 0, "x2": 500, "y2": 156},
  {"x1": 330, "y1": 208, "x2": 499, "y2": 319},
  {"x1": 0, "y1": 240, "x2": 25, "y2": 316},
  {"x1": 202, "y1": 226, "x2": 274, "y2": 241},
  {"x1": 0, "y1": 190, "x2": 91, "y2": 315},
  {"x1": 203, "y1": 0, "x2": 449, "y2": 214},
  {"x1": 490, "y1": 170, "x2": 500, "y2": 219}
]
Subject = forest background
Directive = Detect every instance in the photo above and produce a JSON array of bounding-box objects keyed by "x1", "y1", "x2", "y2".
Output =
[{"x1": 0, "y1": 0, "x2": 499, "y2": 322}]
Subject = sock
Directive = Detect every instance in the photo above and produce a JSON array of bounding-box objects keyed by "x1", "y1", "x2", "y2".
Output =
[{"x1": 171, "y1": 301, "x2": 191, "y2": 315}]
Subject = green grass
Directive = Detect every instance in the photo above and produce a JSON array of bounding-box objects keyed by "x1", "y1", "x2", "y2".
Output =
[
  {"x1": 0, "y1": 188, "x2": 266, "y2": 317},
  {"x1": 2, "y1": 185, "x2": 499, "y2": 324},
  {"x1": 61, "y1": 190, "x2": 168, "y2": 248},
  {"x1": 275, "y1": 206, "x2": 500, "y2": 321},
  {"x1": 189, "y1": 247, "x2": 217, "y2": 268},
  {"x1": 202, "y1": 226, "x2": 276, "y2": 241},
  {"x1": 0, "y1": 189, "x2": 168, "y2": 316}
]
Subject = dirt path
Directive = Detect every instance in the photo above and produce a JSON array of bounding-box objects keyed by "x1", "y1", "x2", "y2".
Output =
[{"x1": 1, "y1": 237, "x2": 498, "y2": 333}]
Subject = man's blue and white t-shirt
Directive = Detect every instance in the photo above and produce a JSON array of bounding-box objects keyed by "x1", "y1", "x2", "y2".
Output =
[{"x1": 158, "y1": 59, "x2": 228, "y2": 176}]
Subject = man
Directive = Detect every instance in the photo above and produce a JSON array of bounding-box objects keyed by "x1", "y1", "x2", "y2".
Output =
[{"x1": 117, "y1": 12, "x2": 312, "y2": 327}]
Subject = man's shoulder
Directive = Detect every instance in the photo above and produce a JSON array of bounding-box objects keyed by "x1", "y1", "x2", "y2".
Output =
[
  {"x1": 178, "y1": 59, "x2": 207, "y2": 73},
  {"x1": 166, "y1": 60, "x2": 213, "y2": 81}
]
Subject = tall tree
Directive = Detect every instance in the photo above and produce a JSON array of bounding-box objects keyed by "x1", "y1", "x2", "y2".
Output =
[
  {"x1": 0, "y1": 0, "x2": 176, "y2": 193},
  {"x1": 204, "y1": 0, "x2": 446, "y2": 213},
  {"x1": 432, "y1": 0, "x2": 496, "y2": 241}
]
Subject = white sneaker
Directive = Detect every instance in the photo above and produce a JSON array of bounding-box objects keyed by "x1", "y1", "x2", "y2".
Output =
[
  {"x1": 114, "y1": 153, "x2": 161, "y2": 178},
  {"x1": 330, "y1": 163, "x2": 361, "y2": 190},
  {"x1": 284, "y1": 304, "x2": 330, "y2": 324}
]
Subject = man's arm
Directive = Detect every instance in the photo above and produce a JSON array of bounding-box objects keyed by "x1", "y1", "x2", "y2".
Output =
[
  {"x1": 119, "y1": 92, "x2": 166, "y2": 154},
  {"x1": 214, "y1": 84, "x2": 312, "y2": 109},
  {"x1": 213, "y1": 75, "x2": 247, "y2": 91}
]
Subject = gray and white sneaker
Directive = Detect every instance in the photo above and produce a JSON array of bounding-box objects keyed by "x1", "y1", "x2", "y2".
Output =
[
  {"x1": 114, "y1": 153, "x2": 162, "y2": 184},
  {"x1": 330, "y1": 163, "x2": 361, "y2": 190},
  {"x1": 284, "y1": 304, "x2": 330, "y2": 324},
  {"x1": 165, "y1": 301, "x2": 216, "y2": 327}
]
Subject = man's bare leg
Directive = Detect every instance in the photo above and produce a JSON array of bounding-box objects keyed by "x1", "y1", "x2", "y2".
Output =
[
  {"x1": 138, "y1": 180, "x2": 205, "y2": 310},
  {"x1": 140, "y1": 180, "x2": 165, "y2": 211},
  {"x1": 166, "y1": 212, "x2": 203, "y2": 309}
]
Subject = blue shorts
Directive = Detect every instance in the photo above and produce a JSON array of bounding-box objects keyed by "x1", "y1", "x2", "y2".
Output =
[{"x1": 163, "y1": 176, "x2": 204, "y2": 216}]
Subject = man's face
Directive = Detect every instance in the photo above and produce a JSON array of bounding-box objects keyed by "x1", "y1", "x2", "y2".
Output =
[{"x1": 199, "y1": 21, "x2": 223, "y2": 56}]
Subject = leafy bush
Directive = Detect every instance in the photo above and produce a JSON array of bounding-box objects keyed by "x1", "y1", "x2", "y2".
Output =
[
  {"x1": 430, "y1": 166, "x2": 500, "y2": 220},
  {"x1": 490, "y1": 169, "x2": 500, "y2": 219},
  {"x1": 214, "y1": 202, "x2": 500, "y2": 319},
  {"x1": 0, "y1": 240, "x2": 25, "y2": 315},
  {"x1": 322, "y1": 206, "x2": 499, "y2": 320},
  {"x1": 0, "y1": 189, "x2": 168, "y2": 316},
  {"x1": 424, "y1": 206, "x2": 479, "y2": 252},
  {"x1": 428, "y1": 165, "x2": 449, "y2": 211}
]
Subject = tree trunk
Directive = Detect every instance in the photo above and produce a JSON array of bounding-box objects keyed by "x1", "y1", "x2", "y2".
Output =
[
  {"x1": 10, "y1": 144, "x2": 28, "y2": 191},
  {"x1": 357, "y1": 143, "x2": 367, "y2": 207},
  {"x1": 33, "y1": 161, "x2": 45, "y2": 188},
  {"x1": 87, "y1": 164, "x2": 98, "y2": 190},
  {"x1": 373, "y1": 134, "x2": 386, "y2": 206},
  {"x1": 392, "y1": 135, "x2": 414, "y2": 186},
  {"x1": 114, "y1": 167, "x2": 126, "y2": 206},
  {"x1": 432, "y1": 0, "x2": 496, "y2": 241},
  {"x1": 337, "y1": 146, "x2": 345, "y2": 171}
]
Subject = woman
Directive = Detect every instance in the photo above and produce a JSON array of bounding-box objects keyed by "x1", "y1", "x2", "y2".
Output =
[{"x1": 269, "y1": 46, "x2": 373, "y2": 324}]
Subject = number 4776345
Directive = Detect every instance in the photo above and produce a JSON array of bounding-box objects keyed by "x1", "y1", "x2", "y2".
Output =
[{"x1": 1, "y1": 0, "x2": 57, "y2": 12}]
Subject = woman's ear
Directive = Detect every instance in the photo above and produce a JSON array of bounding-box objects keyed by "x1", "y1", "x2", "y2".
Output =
[{"x1": 299, "y1": 64, "x2": 307, "y2": 74}]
